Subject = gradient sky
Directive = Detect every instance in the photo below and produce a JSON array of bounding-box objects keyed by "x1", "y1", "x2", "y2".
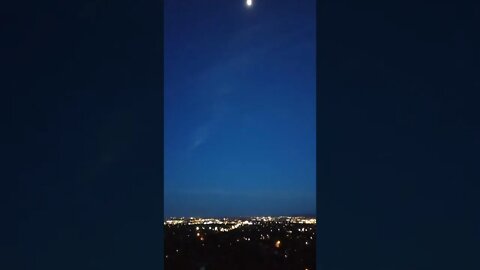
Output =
[
  {"x1": 6, "y1": 0, "x2": 477, "y2": 268},
  {"x1": 164, "y1": 0, "x2": 316, "y2": 217}
]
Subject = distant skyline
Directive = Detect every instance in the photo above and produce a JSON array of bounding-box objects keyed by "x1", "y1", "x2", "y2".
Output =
[{"x1": 164, "y1": 0, "x2": 316, "y2": 217}]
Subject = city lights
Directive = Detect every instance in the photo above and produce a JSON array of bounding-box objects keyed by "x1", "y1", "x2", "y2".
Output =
[
  {"x1": 165, "y1": 216, "x2": 315, "y2": 270},
  {"x1": 275, "y1": 240, "x2": 281, "y2": 248}
]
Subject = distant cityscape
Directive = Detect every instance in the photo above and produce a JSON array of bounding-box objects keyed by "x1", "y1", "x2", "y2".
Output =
[{"x1": 165, "y1": 216, "x2": 316, "y2": 270}]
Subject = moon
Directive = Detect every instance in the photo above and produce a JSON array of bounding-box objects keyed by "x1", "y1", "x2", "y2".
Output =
[{"x1": 246, "y1": 0, "x2": 252, "y2": 7}]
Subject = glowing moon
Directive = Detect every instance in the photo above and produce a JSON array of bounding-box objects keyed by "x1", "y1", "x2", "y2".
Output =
[{"x1": 246, "y1": 0, "x2": 252, "y2": 7}]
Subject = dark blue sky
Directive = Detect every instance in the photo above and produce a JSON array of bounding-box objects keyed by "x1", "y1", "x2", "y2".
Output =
[
  {"x1": 164, "y1": 0, "x2": 316, "y2": 217},
  {"x1": 5, "y1": 0, "x2": 478, "y2": 268}
]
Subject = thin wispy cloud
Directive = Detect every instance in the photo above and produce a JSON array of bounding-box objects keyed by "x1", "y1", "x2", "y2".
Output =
[
  {"x1": 186, "y1": 82, "x2": 234, "y2": 155},
  {"x1": 189, "y1": 124, "x2": 210, "y2": 151},
  {"x1": 187, "y1": 99, "x2": 227, "y2": 154},
  {"x1": 165, "y1": 0, "x2": 316, "y2": 218}
]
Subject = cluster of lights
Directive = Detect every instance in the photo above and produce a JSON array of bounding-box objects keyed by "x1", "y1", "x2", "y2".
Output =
[
  {"x1": 165, "y1": 216, "x2": 316, "y2": 227},
  {"x1": 259, "y1": 234, "x2": 271, "y2": 240},
  {"x1": 166, "y1": 216, "x2": 315, "y2": 270}
]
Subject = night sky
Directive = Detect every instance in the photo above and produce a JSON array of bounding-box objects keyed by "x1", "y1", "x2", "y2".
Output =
[
  {"x1": 164, "y1": 0, "x2": 316, "y2": 217},
  {"x1": 4, "y1": 0, "x2": 479, "y2": 269}
]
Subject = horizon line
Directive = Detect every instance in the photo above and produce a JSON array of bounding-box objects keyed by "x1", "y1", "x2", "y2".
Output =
[{"x1": 164, "y1": 214, "x2": 317, "y2": 219}]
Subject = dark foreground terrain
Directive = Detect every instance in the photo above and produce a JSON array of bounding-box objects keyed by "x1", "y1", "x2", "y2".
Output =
[{"x1": 165, "y1": 217, "x2": 315, "y2": 270}]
